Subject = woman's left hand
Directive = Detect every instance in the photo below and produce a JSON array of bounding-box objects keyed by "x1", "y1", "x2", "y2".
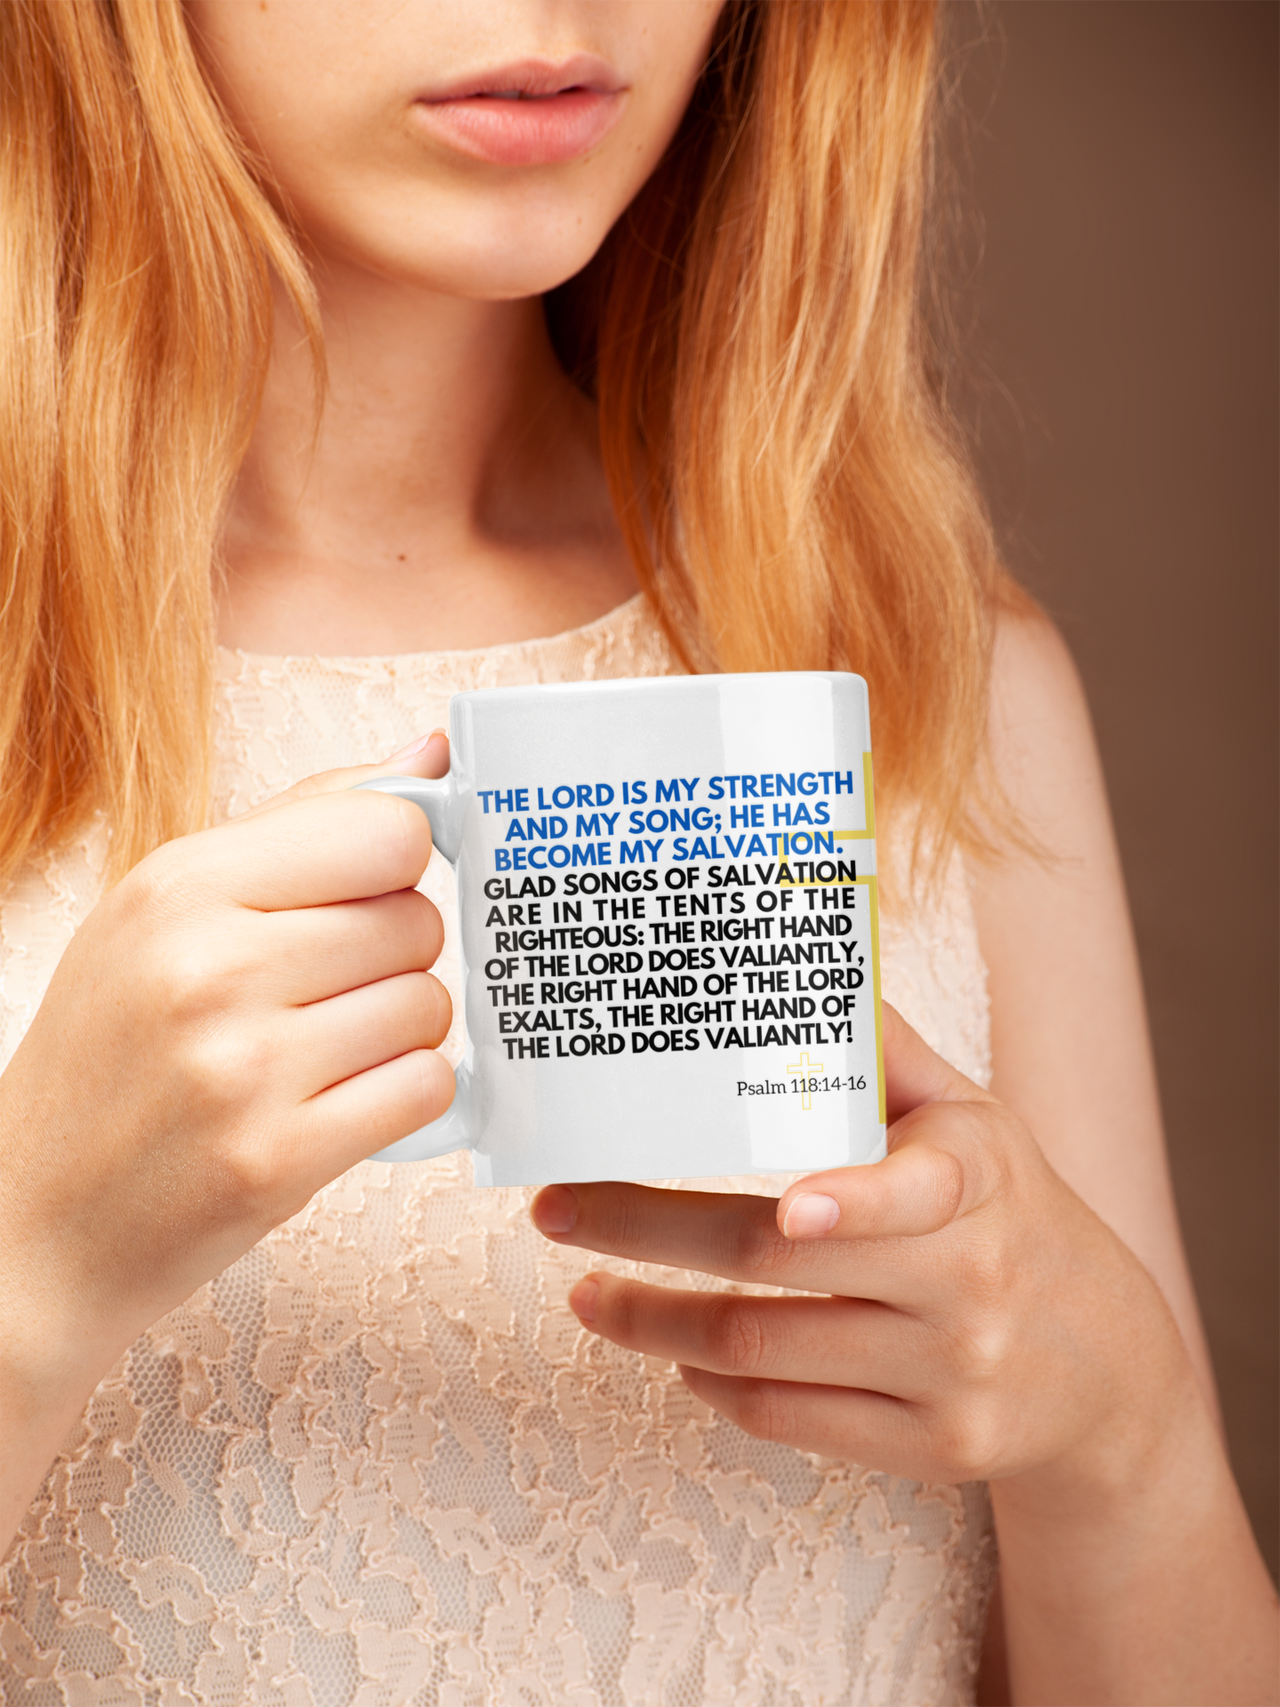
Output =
[{"x1": 530, "y1": 1002, "x2": 1196, "y2": 1491}]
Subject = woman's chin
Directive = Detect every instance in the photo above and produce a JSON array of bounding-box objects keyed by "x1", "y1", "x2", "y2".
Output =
[{"x1": 304, "y1": 197, "x2": 617, "y2": 302}]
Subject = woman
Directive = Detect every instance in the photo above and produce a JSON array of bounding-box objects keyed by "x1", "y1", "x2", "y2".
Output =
[{"x1": 0, "y1": 2, "x2": 1274, "y2": 1703}]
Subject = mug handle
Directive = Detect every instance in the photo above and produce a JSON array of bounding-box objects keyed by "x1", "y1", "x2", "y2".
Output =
[{"x1": 349, "y1": 773, "x2": 473, "y2": 1164}]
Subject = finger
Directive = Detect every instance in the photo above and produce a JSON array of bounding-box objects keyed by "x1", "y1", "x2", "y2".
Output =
[
  {"x1": 677, "y1": 1365, "x2": 927, "y2": 1474},
  {"x1": 776, "y1": 1098, "x2": 1013, "y2": 1243},
  {"x1": 289, "y1": 970, "x2": 452, "y2": 1094},
  {"x1": 233, "y1": 730, "x2": 450, "y2": 823},
  {"x1": 139, "y1": 787, "x2": 436, "y2": 915},
  {"x1": 531, "y1": 1181, "x2": 933, "y2": 1304},
  {"x1": 566, "y1": 1272, "x2": 931, "y2": 1398},
  {"x1": 261, "y1": 888, "x2": 445, "y2": 1006},
  {"x1": 292, "y1": 1047, "x2": 458, "y2": 1183}
]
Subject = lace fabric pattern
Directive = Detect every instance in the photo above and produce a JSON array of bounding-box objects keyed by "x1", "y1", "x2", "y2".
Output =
[{"x1": 1, "y1": 598, "x2": 996, "y2": 1706}]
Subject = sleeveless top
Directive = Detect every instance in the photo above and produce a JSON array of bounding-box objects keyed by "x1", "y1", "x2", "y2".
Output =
[{"x1": 0, "y1": 597, "x2": 995, "y2": 1707}]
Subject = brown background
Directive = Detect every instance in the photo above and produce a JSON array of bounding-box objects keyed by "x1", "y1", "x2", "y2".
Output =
[{"x1": 948, "y1": 0, "x2": 1277, "y2": 1576}]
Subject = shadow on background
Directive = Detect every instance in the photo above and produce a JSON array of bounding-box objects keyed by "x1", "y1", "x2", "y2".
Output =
[{"x1": 948, "y1": 0, "x2": 1278, "y2": 1577}]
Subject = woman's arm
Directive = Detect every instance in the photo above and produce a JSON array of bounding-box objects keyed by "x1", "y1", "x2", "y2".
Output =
[
  {"x1": 971, "y1": 611, "x2": 1214, "y2": 1402},
  {"x1": 0, "y1": 747, "x2": 453, "y2": 1558},
  {"x1": 969, "y1": 610, "x2": 1274, "y2": 1702}
]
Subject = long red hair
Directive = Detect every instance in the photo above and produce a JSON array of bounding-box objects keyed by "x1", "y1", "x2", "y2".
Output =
[{"x1": 1, "y1": 0, "x2": 1021, "y2": 887}]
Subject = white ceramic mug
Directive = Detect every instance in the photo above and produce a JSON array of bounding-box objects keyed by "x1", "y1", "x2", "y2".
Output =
[{"x1": 353, "y1": 673, "x2": 885, "y2": 1185}]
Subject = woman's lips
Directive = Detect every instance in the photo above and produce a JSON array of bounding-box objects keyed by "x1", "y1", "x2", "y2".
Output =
[{"x1": 412, "y1": 58, "x2": 627, "y2": 166}]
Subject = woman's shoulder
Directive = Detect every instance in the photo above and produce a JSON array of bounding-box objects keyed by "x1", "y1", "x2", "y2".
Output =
[{"x1": 986, "y1": 604, "x2": 1099, "y2": 810}]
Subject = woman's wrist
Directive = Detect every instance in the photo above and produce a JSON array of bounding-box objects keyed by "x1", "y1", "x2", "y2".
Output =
[
  {"x1": 992, "y1": 1349, "x2": 1212, "y2": 1532},
  {"x1": 0, "y1": 1230, "x2": 127, "y2": 1440},
  {"x1": 0, "y1": 1106, "x2": 131, "y2": 1412},
  {"x1": 988, "y1": 1344, "x2": 1278, "y2": 1707},
  {"x1": 0, "y1": 1269, "x2": 127, "y2": 1558}
]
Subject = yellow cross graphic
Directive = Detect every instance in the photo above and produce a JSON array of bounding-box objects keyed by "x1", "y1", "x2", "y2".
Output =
[{"x1": 787, "y1": 1050, "x2": 825, "y2": 1110}]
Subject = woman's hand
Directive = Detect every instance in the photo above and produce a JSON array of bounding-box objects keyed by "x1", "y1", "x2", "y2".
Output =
[
  {"x1": 532, "y1": 1002, "x2": 1191, "y2": 1490},
  {"x1": 0, "y1": 736, "x2": 454, "y2": 1551},
  {"x1": 532, "y1": 1006, "x2": 1280, "y2": 1704}
]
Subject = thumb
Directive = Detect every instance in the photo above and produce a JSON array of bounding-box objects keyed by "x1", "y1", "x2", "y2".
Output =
[
  {"x1": 774, "y1": 1004, "x2": 1004, "y2": 1241},
  {"x1": 880, "y1": 1000, "x2": 995, "y2": 1124},
  {"x1": 233, "y1": 728, "x2": 451, "y2": 823}
]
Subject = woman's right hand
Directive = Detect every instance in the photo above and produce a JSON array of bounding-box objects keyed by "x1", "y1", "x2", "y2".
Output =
[{"x1": 0, "y1": 739, "x2": 454, "y2": 1551}]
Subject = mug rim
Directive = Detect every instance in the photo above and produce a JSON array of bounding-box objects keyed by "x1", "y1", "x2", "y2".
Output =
[{"x1": 449, "y1": 669, "x2": 866, "y2": 708}]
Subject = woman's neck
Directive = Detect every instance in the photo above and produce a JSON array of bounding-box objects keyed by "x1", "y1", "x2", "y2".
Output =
[{"x1": 215, "y1": 264, "x2": 634, "y2": 655}]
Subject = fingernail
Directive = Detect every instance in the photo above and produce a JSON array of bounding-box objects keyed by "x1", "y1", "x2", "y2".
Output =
[
  {"x1": 386, "y1": 728, "x2": 447, "y2": 765},
  {"x1": 782, "y1": 1193, "x2": 841, "y2": 1240},
  {"x1": 532, "y1": 1185, "x2": 578, "y2": 1236},
  {"x1": 568, "y1": 1277, "x2": 599, "y2": 1324}
]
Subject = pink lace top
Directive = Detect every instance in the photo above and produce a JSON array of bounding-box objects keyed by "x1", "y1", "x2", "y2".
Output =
[{"x1": 1, "y1": 597, "x2": 995, "y2": 1706}]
